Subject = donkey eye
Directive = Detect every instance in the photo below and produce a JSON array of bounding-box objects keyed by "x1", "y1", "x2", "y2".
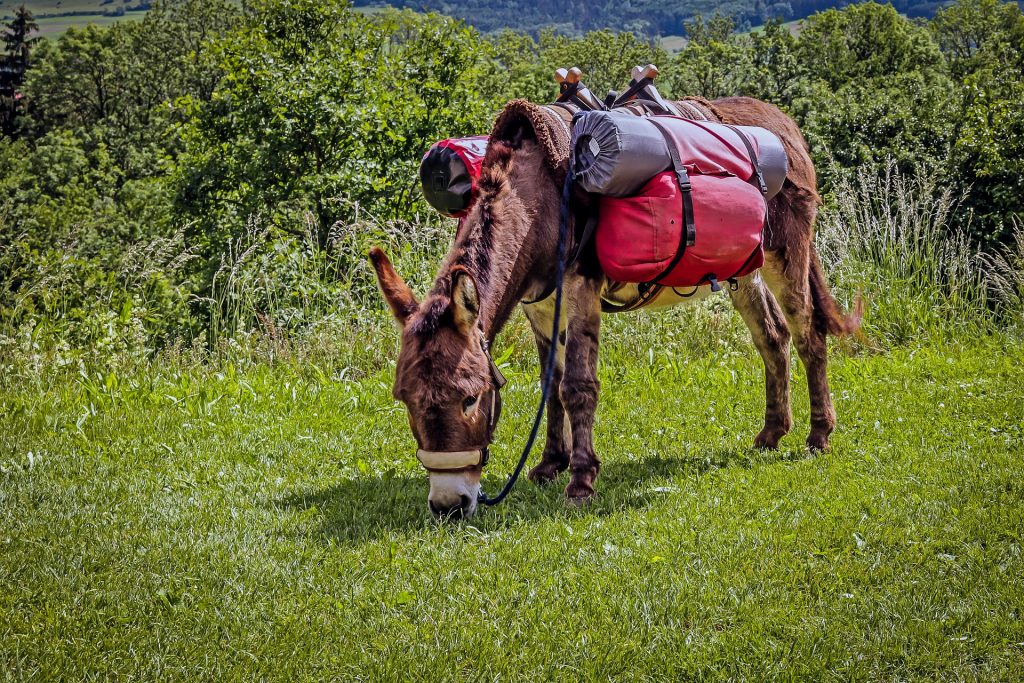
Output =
[{"x1": 462, "y1": 396, "x2": 479, "y2": 413}]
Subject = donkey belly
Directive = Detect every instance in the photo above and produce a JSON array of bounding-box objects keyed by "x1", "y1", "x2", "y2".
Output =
[{"x1": 602, "y1": 281, "x2": 717, "y2": 312}]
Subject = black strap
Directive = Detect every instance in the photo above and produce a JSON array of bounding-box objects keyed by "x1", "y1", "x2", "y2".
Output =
[
  {"x1": 719, "y1": 125, "x2": 768, "y2": 284},
  {"x1": 646, "y1": 118, "x2": 696, "y2": 285},
  {"x1": 610, "y1": 78, "x2": 650, "y2": 108},
  {"x1": 478, "y1": 159, "x2": 575, "y2": 507},
  {"x1": 568, "y1": 214, "x2": 598, "y2": 268},
  {"x1": 725, "y1": 124, "x2": 767, "y2": 196}
]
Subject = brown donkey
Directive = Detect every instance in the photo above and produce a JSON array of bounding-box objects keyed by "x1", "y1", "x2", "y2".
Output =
[{"x1": 371, "y1": 97, "x2": 862, "y2": 518}]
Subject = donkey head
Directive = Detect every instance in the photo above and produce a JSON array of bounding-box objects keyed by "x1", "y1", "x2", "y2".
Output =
[
  {"x1": 369, "y1": 248, "x2": 502, "y2": 519},
  {"x1": 370, "y1": 101, "x2": 567, "y2": 518}
]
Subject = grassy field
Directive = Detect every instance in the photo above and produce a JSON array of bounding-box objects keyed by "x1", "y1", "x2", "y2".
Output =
[
  {"x1": 0, "y1": 0, "x2": 148, "y2": 37},
  {"x1": 2, "y1": 330, "x2": 1022, "y2": 680},
  {"x1": 31, "y1": 11, "x2": 143, "y2": 36}
]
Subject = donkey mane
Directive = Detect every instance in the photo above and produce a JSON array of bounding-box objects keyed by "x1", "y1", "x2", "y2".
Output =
[{"x1": 407, "y1": 140, "x2": 521, "y2": 339}]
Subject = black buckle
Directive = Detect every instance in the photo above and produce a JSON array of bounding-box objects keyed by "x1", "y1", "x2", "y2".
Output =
[
  {"x1": 481, "y1": 332, "x2": 508, "y2": 389},
  {"x1": 489, "y1": 358, "x2": 507, "y2": 389}
]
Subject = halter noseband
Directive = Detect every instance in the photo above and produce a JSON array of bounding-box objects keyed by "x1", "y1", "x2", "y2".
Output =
[{"x1": 413, "y1": 330, "x2": 507, "y2": 474}]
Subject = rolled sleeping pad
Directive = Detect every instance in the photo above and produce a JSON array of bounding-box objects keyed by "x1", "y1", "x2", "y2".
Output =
[
  {"x1": 572, "y1": 111, "x2": 789, "y2": 199},
  {"x1": 572, "y1": 111, "x2": 672, "y2": 197},
  {"x1": 419, "y1": 136, "x2": 488, "y2": 217}
]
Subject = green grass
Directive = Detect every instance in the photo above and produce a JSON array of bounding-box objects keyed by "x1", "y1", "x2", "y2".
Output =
[{"x1": 2, "y1": 332, "x2": 1023, "y2": 680}]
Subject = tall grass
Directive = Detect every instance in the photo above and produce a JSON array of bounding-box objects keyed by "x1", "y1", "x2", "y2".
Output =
[
  {"x1": 194, "y1": 209, "x2": 455, "y2": 372},
  {"x1": 983, "y1": 220, "x2": 1024, "y2": 334},
  {"x1": 814, "y1": 162, "x2": 1013, "y2": 346}
]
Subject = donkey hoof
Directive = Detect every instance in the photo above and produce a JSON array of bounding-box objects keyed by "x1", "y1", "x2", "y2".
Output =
[
  {"x1": 565, "y1": 476, "x2": 596, "y2": 503},
  {"x1": 753, "y1": 428, "x2": 785, "y2": 450},
  {"x1": 528, "y1": 460, "x2": 567, "y2": 486},
  {"x1": 806, "y1": 432, "x2": 831, "y2": 452}
]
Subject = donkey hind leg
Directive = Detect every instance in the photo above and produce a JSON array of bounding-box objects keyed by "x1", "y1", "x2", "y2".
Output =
[
  {"x1": 522, "y1": 298, "x2": 571, "y2": 485},
  {"x1": 761, "y1": 244, "x2": 837, "y2": 451},
  {"x1": 559, "y1": 273, "x2": 604, "y2": 502},
  {"x1": 728, "y1": 273, "x2": 793, "y2": 449}
]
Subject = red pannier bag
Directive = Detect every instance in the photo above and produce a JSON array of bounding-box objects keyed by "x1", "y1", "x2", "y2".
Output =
[
  {"x1": 594, "y1": 117, "x2": 769, "y2": 288},
  {"x1": 419, "y1": 136, "x2": 488, "y2": 218}
]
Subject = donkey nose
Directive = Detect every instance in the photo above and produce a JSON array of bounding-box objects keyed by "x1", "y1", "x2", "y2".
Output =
[{"x1": 429, "y1": 494, "x2": 473, "y2": 519}]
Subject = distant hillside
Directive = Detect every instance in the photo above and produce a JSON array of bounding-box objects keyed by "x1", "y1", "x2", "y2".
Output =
[
  {"x1": 352, "y1": 0, "x2": 952, "y2": 34},
  {"x1": 1, "y1": 1, "x2": 150, "y2": 19},
  {"x1": 12, "y1": 0, "x2": 1019, "y2": 38}
]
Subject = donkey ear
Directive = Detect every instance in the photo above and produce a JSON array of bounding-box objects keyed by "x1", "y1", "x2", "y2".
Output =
[
  {"x1": 449, "y1": 266, "x2": 480, "y2": 336},
  {"x1": 369, "y1": 247, "x2": 418, "y2": 326}
]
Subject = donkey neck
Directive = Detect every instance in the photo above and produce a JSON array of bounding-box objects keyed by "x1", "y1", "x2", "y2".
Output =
[{"x1": 439, "y1": 142, "x2": 560, "y2": 340}]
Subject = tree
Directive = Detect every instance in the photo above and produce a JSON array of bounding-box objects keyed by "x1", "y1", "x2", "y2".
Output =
[
  {"x1": 176, "y1": 0, "x2": 499, "y2": 269},
  {"x1": 2, "y1": 5, "x2": 39, "y2": 71},
  {"x1": 741, "y1": 18, "x2": 799, "y2": 105},
  {"x1": 789, "y1": 3, "x2": 955, "y2": 192},
  {"x1": 1, "y1": 5, "x2": 39, "y2": 136},
  {"x1": 668, "y1": 14, "x2": 750, "y2": 99},
  {"x1": 25, "y1": 0, "x2": 240, "y2": 172},
  {"x1": 931, "y1": 0, "x2": 1024, "y2": 79},
  {"x1": 795, "y1": 2, "x2": 944, "y2": 90}
]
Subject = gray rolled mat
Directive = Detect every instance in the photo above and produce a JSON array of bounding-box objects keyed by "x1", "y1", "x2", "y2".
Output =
[
  {"x1": 572, "y1": 111, "x2": 790, "y2": 200},
  {"x1": 572, "y1": 111, "x2": 672, "y2": 197}
]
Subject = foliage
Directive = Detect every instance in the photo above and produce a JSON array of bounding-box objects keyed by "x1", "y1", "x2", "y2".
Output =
[
  {"x1": 1, "y1": 0, "x2": 1024, "y2": 357},
  {"x1": 481, "y1": 28, "x2": 668, "y2": 107},
  {"x1": 0, "y1": 5, "x2": 39, "y2": 134},
  {"x1": 816, "y1": 162, "x2": 996, "y2": 346},
  {"x1": 930, "y1": 0, "x2": 1024, "y2": 79},
  {"x1": 667, "y1": 14, "x2": 750, "y2": 99},
  {"x1": 175, "y1": 1, "x2": 497, "y2": 270},
  {"x1": 25, "y1": 0, "x2": 240, "y2": 168},
  {"x1": 2, "y1": 5, "x2": 39, "y2": 64}
]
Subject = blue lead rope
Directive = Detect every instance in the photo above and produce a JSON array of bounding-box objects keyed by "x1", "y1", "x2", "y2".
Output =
[{"x1": 477, "y1": 164, "x2": 574, "y2": 506}]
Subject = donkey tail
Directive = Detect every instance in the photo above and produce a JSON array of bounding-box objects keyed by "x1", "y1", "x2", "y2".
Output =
[{"x1": 809, "y1": 244, "x2": 863, "y2": 337}]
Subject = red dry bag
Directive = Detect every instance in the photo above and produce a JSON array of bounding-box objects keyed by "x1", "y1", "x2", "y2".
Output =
[
  {"x1": 419, "y1": 136, "x2": 488, "y2": 218},
  {"x1": 594, "y1": 117, "x2": 770, "y2": 288}
]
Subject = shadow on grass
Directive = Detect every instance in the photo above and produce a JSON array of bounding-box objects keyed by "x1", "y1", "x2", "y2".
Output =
[{"x1": 278, "y1": 445, "x2": 813, "y2": 545}]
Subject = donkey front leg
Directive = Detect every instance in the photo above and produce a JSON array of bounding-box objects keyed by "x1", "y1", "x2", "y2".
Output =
[
  {"x1": 522, "y1": 299, "x2": 571, "y2": 485},
  {"x1": 560, "y1": 274, "x2": 604, "y2": 502}
]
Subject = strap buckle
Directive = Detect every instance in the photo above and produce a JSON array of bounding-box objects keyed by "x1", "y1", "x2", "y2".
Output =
[{"x1": 481, "y1": 332, "x2": 507, "y2": 389}]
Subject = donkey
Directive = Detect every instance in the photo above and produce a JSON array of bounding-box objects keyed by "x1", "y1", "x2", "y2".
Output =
[{"x1": 370, "y1": 97, "x2": 862, "y2": 518}]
